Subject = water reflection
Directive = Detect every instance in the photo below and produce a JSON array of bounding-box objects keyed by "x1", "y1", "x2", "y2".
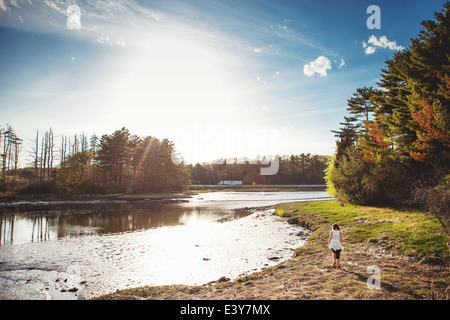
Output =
[
  {"x1": 0, "y1": 203, "x2": 251, "y2": 245},
  {"x1": 1, "y1": 216, "x2": 15, "y2": 246},
  {"x1": 31, "y1": 216, "x2": 50, "y2": 243}
]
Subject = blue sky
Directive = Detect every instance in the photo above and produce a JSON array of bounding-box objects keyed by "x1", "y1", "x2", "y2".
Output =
[{"x1": 0, "y1": 0, "x2": 447, "y2": 165}]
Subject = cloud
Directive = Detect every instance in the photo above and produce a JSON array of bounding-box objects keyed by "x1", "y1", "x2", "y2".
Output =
[
  {"x1": 338, "y1": 58, "x2": 345, "y2": 69},
  {"x1": 0, "y1": 0, "x2": 160, "y2": 47},
  {"x1": 363, "y1": 35, "x2": 405, "y2": 55},
  {"x1": 364, "y1": 45, "x2": 376, "y2": 55},
  {"x1": 303, "y1": 56, "x2": 331, "y2": 77},
  {"x1": 96, "y1": 36, "x2": 126, "y2": 47},
  {"x1": 278, "y1": 24, "x2": 287, "y2": 32},
  {"x1": 253, "y1": 48, "x2": 263, "y2": 53},
  {"x1": 256, "y1": 76, "x2": 266, "y2": 85}
]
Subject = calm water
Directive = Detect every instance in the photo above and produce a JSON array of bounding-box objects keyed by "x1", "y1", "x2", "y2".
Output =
[{"x1": 0, "y1": 191, "x2": 330, "y2": 300}]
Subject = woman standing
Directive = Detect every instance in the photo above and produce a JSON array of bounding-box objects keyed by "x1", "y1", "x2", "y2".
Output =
[{"x1": 327, "y1": 223, "x2": 344, "y2": 269}]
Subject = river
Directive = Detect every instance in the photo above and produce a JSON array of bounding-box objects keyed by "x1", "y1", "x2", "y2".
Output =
[{"x1": 0, "y1": 190, "x2": 330, "y2": 300}]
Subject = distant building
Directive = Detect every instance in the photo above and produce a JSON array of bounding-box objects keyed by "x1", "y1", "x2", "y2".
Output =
[{"x1": 217, "y1": 180, "x2": 242, "y2": 185}]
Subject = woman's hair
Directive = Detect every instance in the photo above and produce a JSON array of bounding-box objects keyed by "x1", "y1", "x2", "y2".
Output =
[{"x1": 332, "y1": 223, "x2": 340, "y2": 231}]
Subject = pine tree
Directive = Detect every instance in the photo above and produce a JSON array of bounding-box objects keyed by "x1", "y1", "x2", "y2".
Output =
[{"x1": 346, "y1": 86, "x2": 376, "y2": 124}]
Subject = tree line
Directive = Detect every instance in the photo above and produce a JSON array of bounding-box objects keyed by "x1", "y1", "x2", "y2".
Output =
[
  {"x1": 9, "y1": 127, "x2": 190, "y2": 194},
  {"x1": 1, "y1": 123, "x2": 328, "y2": 194},
  {"x1": 190, "y1": 154, "x2": 328, "y2": 185},
  {"x1": 326, "y1": 3, "x2": 449, "y2": 230}
]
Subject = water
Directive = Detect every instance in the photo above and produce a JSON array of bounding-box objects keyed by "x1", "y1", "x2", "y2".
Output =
[{"x1": 0, "y1": 191, "x2": 330, "y2": 300}]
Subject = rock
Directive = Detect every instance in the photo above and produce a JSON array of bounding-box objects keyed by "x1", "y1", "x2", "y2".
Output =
[
  {"x1": 268, "y1": 256, "x2": 280, "y2": 261},
  {"x1": 68, "y1": 287, "x2": 78, "y2": 292},
  {"x1": 203, "y1": 258, "x2": 210, "y2": 261},
  {"x1": 217, "y1": 276, "x2": 230, "y2": 282},
  {"x1": 204, "y1": 276, "x2": 230, "y2": 286}
]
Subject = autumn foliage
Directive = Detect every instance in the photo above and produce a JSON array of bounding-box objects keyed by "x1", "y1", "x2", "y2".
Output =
[{"x1": 327, "y1": 2, "x2": 450, "y2": 229}]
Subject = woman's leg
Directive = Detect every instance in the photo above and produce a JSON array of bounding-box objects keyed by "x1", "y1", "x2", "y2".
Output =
[
  {"x1": 335, "y1": 250, "x2": 341, "y2": 269},
  {"x1": 331, "y1": 249, "x2": 336, "y2": 265}
]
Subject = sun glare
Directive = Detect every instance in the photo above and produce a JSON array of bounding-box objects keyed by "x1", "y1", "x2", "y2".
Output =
[
  {"x1": 95, "y1": 31, "x2": 266, "y2": 163},
  {"x1": 107, "y1": 34, "x2": 240, "y2": 121}
]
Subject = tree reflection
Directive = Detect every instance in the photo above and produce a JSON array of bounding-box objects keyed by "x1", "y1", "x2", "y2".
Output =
[
  {"x1": 31, "y1": 215, "x2": 50, "y2": 243},
  {"x1": 0, "y1": 202, "x2": 252, "y2": 245},
  {"x1": 0, "y1": 215, "x2": 15, "y2": 246}
]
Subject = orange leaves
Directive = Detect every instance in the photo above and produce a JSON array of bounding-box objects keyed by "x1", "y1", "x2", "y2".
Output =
[
  {"x1": 412, "y1": 99, "x2": 450, "y2": 147},
  {"x1": 408, "y1": 74, "x2": 450, "y2": 161},
  {"x1": 437, "y1": 73, "x2": 450, "y2": 101},
  {"x1": 409, "y1": 151, "x2": 429, "y2": 162},
  {"x1": 364, "y1": 120, "x2": 388, "y2": 147}
]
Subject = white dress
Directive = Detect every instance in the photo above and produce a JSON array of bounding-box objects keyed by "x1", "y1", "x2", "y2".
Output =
[{"x1": 328, "y1": 230, "x2": 344, "y2": 251}]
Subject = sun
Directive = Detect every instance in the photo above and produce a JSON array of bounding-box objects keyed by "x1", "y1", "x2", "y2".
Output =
[{"x1": 94, "y1": 31, "x2": 263, "y2": 163}]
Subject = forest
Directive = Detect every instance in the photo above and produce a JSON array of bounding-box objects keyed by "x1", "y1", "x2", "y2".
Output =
[
  {"x1": 0, "y1": 125, "x2": 328, "y2": 195},
  {"x1": 190, "y1": 154, "x2": 327, "y2": 185},
  {"x1": 327, "y1": 3, "x2": 450, "y2": 230},
  {"x1": 0, "y1": 127, "x2": 191, "y2": 194}
]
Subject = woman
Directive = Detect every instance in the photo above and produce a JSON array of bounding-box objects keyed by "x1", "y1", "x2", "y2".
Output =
[{"x1": 327, "y1": 223, "x2": 344, "y2": 269}]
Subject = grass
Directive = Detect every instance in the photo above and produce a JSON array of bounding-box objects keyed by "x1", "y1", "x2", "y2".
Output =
[
  {"x1": 94, "y1": 200, "x2": 450, "y2": 300},
  {"x1": 276, "y1": 201, "x2": 449, "y2": 261}
]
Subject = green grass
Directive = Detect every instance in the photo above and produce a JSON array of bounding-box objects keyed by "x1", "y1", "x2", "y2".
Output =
[{"x1": 276, "y1": 200, "x2": 449, "y2": 261}]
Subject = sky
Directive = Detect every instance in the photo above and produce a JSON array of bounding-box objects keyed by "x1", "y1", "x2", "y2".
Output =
[{"x1": 0, "y1": 0, "x2": 447, "y2": 166}]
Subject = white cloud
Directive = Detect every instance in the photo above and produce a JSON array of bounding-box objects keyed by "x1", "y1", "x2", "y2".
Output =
[
  {"x1": 278, "y1": 25, "x2": 287, "y2": 32},
  {"x1": 363, "y1": 35, "x2": 404, "y2": 55},
  {"x1": 0, "y1": 0, "x2": 7, "y2": 11},
  {"x1": 338, "y1": 58, "x2": 345, "y2": 68},
  {"x1": 256, "y1": 76, "x2": 266, "y2": 85},
  {"x1": 253, "y1": 48, "x2": 263, "y2": 53},
  {"x1": 303, "y1": 56, "x2": 332, "y2": 77},
  {"x1": 96, "y1": 36, "x2": 126, "y2": 47}
]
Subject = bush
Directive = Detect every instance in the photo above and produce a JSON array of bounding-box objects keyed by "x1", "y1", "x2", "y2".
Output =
[
  {"x1": 326, "y1": 147, "x2": 372, "y2": 204},
  {"x1": 18, "y1": 181, "x2": 59, "y2": 194},
  {"x1": 413, "y1": 174, "x2": 450, "y2": 232}
]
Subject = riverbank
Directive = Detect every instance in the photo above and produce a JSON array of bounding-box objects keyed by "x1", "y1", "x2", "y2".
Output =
[{"x1": 95, "y1": 200, "x2": 449, "y2": 300}]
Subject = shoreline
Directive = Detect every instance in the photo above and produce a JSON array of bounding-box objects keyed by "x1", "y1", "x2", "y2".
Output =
[
  {"x1": 0, "y1": 192, "x2": 195, "y2": 206},
  {"x1": 94, "y1": 200, "x2": 449, "y2": 300},
  {"x1": 0, "y1": 185, "x2": 326, "y2": 206}
]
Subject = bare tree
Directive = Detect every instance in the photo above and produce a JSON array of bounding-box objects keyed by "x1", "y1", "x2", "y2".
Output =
[
  {"x1": 31, "y1": 130, "x2": 40, "y2": 182},
  {"x1": 60, "y1": 134, "x2": 68, "y2": 166},
  {"x1": 47, "y1": 128, "x2": 54, "y2": 178}
]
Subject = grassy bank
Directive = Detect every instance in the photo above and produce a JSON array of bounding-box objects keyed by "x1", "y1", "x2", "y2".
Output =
[{"x1": 95, "y1": 200, "x2": 449, "y2": 300}]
